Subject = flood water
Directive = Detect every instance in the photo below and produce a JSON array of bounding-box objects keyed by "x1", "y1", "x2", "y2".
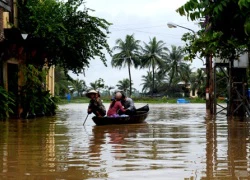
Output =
[{"x1": 1, "y1": 103, "x2": 250, "y2": 179}]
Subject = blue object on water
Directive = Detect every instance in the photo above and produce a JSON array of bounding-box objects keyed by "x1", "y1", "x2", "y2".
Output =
[
  {"x1": 248, "y1": 89, "x2": 250, "y2": 98},
  {"x1": 177, "y1": 98, "x2": 190, "y2": 104},
  {"x1": 67, "y1": 93, "x2": 71, "y2": 102}
]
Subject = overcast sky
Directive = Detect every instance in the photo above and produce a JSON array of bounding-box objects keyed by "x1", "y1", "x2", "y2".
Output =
[{"x1": 70, "y1": 0, "x2": 204, "y2": 91}]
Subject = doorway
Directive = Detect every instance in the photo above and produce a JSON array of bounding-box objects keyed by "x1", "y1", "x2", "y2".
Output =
[{"x1": 7, "y1": 63, "x2": 18, "y2": 117}]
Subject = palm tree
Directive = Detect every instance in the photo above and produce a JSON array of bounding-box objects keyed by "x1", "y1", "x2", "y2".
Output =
[
  {"x1": 155, "y1": 71, "x2": 169, "y2": 93},
  {"x1": 190, "y1": 68, "x2": 206, "y2": 97},
  {"x1": 141, "y1": 37, "x2": 168, "y2": 95},
  {"x1": 177, "y1": 64, "x2": 192, "y2": 97},
  {"x1": 179, "y1": 63, "x2": 192, "y2": 85},
  {"x1": 141, "y1": 71, "x2": 169, "y2": 94},
  {"x1": 141, "y1": 71, "x2": 153, "y2": 94},
  {"x1": 89, "y1": 78, "x2": 105, "y2": 91},
  {"x1": 159, "y1": 45, "x2": 186, "y2": 86},
  {"x1": 54, "y1": 66, "x2": 72, "y2": 96},
  {"x1": 116, "y1": 78, "x2": 131, "y2": 95},
  {"x1": 71, "y1": 79, "x2": 87, "y2": 97},
  {"x1": 111, "y1": 34, "x2": 141, "y2": 96},
  {"x1": 104, "y1": 85, "x2": 115, "y2": 96}
]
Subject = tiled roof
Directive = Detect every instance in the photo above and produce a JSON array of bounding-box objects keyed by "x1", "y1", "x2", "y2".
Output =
[{"x1": 0, "y1": 0, "x2": 11, "y2": 12}]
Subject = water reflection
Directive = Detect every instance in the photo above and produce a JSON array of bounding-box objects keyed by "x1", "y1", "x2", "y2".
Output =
[
  {"x1": 88, "y1": 124, "x2": 150, "y2": 166},
  {"x1": 0, "y1": 103, "x2": 250, "y2": 179},
  {"x1": 204, "y1": 115, "x2": 250, "y2": 179}
]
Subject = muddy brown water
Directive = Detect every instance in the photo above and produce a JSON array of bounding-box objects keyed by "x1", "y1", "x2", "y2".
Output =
[{"x1": 0, "y1": 103, "x2": 250, "y2": 179}]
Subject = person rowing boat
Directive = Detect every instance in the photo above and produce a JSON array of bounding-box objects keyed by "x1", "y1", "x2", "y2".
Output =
[{"x1": 86, "y1": 90, "x2": 106, "y2": 117}]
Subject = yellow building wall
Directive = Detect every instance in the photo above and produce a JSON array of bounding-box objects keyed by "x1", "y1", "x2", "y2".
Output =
[
  {"x1": 13, "y1": 0, "x2": 18, "y2": 27},
  {"x1": 46, "y1": 66, "x2": 55, "y2": 96},
  {"x1": 2, "y1": 0, "x2": 55, "y2": 97},
  {"x1": 3, "y1": 11, "x2": 11, "y2": 28}
]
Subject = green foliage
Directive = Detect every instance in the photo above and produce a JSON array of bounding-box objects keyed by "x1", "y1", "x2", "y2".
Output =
[
  {"x1": 138, "y1": 44, "x2": 191, "y2": 97},
  {"x1": 0, "y1": 86, "x2": 15, "y2": 120},
  {"x1": 159, "y1": 45, "x2": 187, "y2": 86},
  {"x1": 140, "y1": 71, "x2": 168, "y2": 94},
  {"x1": 141, "y1": 71, "x2": 154, "y2": 94},
  {"x1": 141, "y1": 37, "x2": 168, "y2": 94},
  {"x1": 190, "y1": 68, "x2": 206, "y2": 98},
  {"x1": 19, "y1": 64, "x2": 57, "y2": 118},
  {"x1": 36, "y1": 90, "x2": 58, "y2": 116},
  {"x1": 17, "y1": 0, "x2": 111, "y2": 73},
  {"x1": 116, "y1": 78, "x2": 131, "y2": 95},
  {"x1": 112, "y1": 34, "x2": 141, "y2": 68},
  {"x1": 161, "y1": 96, "x2": 167, "y2": 102},
  {"x1": 19, "y1": 64, "x2": 46, "y2": 115},
  {"x1": 71, "y1": 79, "x2": 87, "y2": 97},
  {"x1": 104, "y1": 85, "x2": 115, "y2": 96},
  {"x1": 177, "y1": 0, "x2": 250, "y2": 61},
  {"x1": 89, "y1": 78, "x2": 105, "y2": 91},
  {"x1": 55, "y1": 66, "x2": 72, "y2": 96},
  {"x1": 111, "y1": 34, "x2": 141, "y2": 96}
]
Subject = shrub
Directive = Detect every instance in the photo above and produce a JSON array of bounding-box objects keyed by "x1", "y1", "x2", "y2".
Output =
[{"x1": 0, "y1": 86, "x2": 15, "y2": 120}]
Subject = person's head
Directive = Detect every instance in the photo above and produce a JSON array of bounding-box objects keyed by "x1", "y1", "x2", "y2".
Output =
[
  {"x1": 115, "y1": 92, "x2": 122, "y2": 100},
  {"x1": 115, "y1": 90, "x2": 126, "y2": 99},
  {"x1": 86, "y1": 90, "x2": 98, "y2": 99}
]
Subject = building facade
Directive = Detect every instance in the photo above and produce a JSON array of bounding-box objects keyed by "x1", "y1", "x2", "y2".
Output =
[
  {"x1": 0, "y1": 0, "x2": 11, "y2": 41},
  {"x1": 1, "y1": 0, "x2": 55, "y2": 117}
]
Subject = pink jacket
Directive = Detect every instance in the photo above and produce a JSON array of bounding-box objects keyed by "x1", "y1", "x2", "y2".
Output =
[{"x1": 107, "y1": 101, "x2": 126, "y2": 116}]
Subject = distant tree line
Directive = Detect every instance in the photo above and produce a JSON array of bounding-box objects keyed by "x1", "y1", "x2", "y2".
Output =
[
  {"x1": 55, "y1": 33, "x2": 207, "y2": 99},
  {"x1": 111, "y1": 34, "x2": 206, "y2": 98}
]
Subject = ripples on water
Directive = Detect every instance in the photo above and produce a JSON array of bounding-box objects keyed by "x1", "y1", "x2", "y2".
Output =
[{"x1": 0, "y1": 103, "x2": 250, "y2": 179}]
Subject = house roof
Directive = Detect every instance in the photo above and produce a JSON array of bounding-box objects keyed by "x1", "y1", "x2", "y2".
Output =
[{"x1": 0, "y1": 0, "x2": 11, "y2": 12}]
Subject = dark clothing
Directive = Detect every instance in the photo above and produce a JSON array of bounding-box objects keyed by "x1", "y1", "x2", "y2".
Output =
[
  {"x1": 122, "y1": 97, "x2": 136, "y2": 111},
  {"x1": 121, "y1": 97, "x2": 136, "y2": 115},
  {"x1": 88, "y1": 98, "x2": 106, "y2": 116}
]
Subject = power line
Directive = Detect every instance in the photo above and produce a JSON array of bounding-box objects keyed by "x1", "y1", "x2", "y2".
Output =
[
  {"x1": 110, "y1": 28, "x2": 187, "y2": 40},
  {"x1": 109, "y1": 23, "x2": 194, "y2": 38},
  {"x1": 111, "y1": 24, "x2": 166, "y2": 30},
  {"x1": 110, "y1": 20, "x2": 197, "y2": 28}
]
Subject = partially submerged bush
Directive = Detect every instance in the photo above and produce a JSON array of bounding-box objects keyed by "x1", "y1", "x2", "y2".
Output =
[{"x1": 0, "y1": 86, "x2": 15, "y2": 120}]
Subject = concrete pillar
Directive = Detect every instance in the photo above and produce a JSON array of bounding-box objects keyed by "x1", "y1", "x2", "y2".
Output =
[
  {"x1": 0, "y1": 7, "x2": 4, "y2": 41},
  {"x1": 46, "y1": 66, "x2": 55, "y2": 96}
]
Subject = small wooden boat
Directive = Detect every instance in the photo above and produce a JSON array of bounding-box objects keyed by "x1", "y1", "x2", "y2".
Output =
[{"x1": 92, "y1": 104, "x2": 149, "y2": 126}]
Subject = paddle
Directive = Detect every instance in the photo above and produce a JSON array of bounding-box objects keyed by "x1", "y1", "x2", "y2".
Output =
[{"x1": 83, "y1": 114, "x2": 89, "y2": 126}]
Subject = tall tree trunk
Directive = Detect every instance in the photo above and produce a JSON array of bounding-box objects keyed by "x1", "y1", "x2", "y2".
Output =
[
  {"x1": 169, "y1": 63, "x2": 176, "y2": 87},
  {"x1": 152, "y1": 59, "x2": 155, "y2": 96},
  {"x1": 128, "y1": 62, "x2": 132, "y2": 96}
]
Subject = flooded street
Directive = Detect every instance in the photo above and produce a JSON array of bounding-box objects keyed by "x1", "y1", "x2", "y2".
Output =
[{"x1": 1, "y1": 103, "x2": 250, "y2": 179}]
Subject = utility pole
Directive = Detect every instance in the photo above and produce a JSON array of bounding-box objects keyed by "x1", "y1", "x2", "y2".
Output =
[
  {"x1": 209, "y1": 55, "x2": 214, "y2": 114},
  {"x1": 205, "y1": 56, "x2": 210, "y2": 110},
  {"x1": 167, "y1": 22, "x2": 213, "y2": 110}
]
